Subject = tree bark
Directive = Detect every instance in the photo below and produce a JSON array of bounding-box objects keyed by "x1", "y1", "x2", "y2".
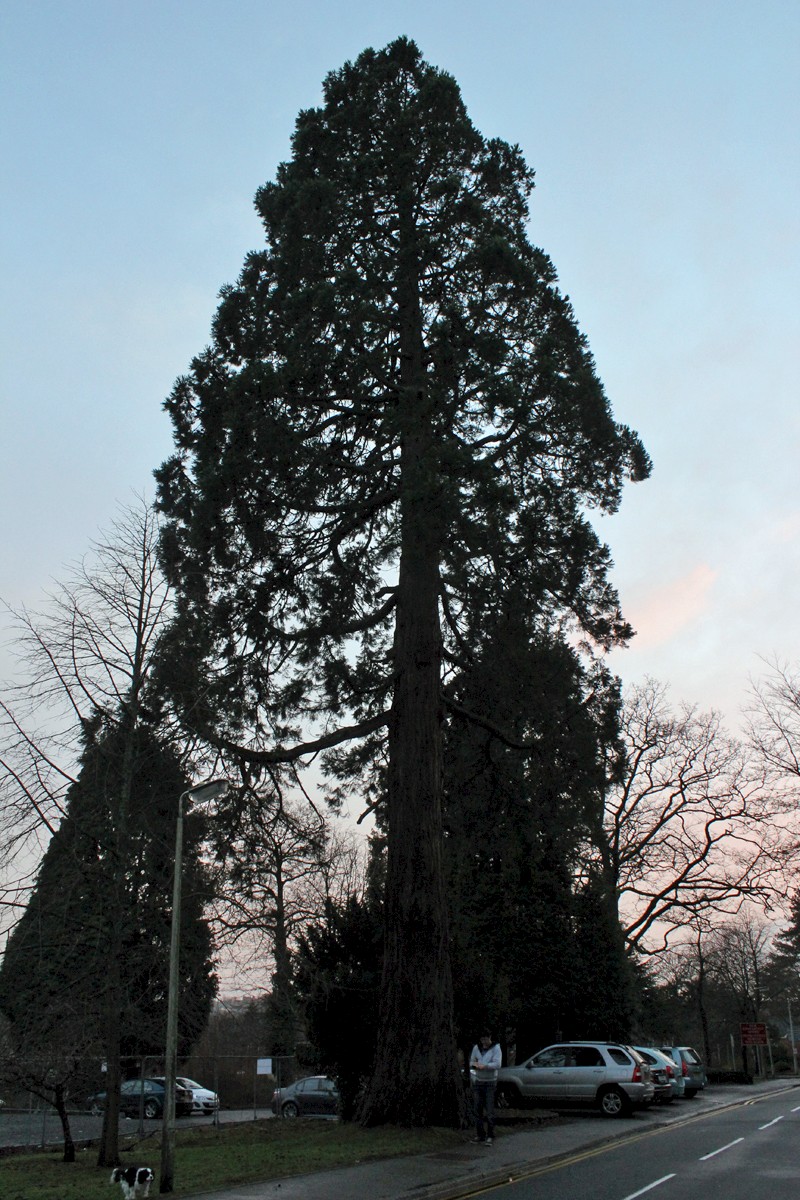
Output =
[
  {"x1": 360, "y1": 190, "x2": 462, "y2": 1126},
  {"x1": 270, "y1": 858, "x2": 297, "y2": 1055},
  {"x1": 97, "y1": 959, "x2": 122, "y2": 1167}
]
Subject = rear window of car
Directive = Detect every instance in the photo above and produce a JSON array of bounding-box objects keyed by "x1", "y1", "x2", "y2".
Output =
[
  {"x1": 606, "y1": 1047, "x2": 632, "y2": 1066},
  {"x1": 682, "y1": 1048, "x2": 701, "y2": 1064},
  {"x1": 574, "y1": 1047, "x2": 604, "y2": 1066}
]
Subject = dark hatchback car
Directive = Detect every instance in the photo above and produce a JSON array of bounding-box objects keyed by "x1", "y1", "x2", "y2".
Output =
[
  {"x1": 88, "y1": 1077, "x2": 194, "y2": 1119},
  {"x1": 270, "y1": 1075, "x2": 339, "y2": 1118}
]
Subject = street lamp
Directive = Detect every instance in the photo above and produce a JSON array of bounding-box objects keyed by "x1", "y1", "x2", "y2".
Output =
[{"x1": 159, "y1": 777, "x2": 228, "y2": 1194}]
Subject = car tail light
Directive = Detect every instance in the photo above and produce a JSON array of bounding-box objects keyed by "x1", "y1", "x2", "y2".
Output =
[
  {"x1": 681, "y1": 1061, "x2": 689, "y2": 1076},
  {"x1": 631, "y1": 1063, "x2": 642, "y2": 1083},
  {"x1": 666, "y1": 1065, "x2": 674, "y2": 1077}
]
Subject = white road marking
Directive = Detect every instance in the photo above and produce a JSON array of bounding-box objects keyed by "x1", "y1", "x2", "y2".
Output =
[
  {"x1": 621, "y1": 1175, "x2": 676, "y2": 1200},
  {"x1": 791, "y1": 1105, "x2": 800, "y2": 1113},
  {"x1": 759, "y1": 1116, "x2": 785, "y2": 1129},
  {"x1": 699, "y1": 1138, "x2": 744, "y2": 1160}
]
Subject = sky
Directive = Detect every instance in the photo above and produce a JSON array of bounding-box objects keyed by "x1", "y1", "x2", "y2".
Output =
[{"x1": 2, "y1": 0, "x2": 798, "y2": 738}]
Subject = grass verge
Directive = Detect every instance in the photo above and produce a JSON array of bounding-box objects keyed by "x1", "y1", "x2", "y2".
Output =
[{"x1": 0, "y1": 1117, "x2": 465, "y2": 1200}]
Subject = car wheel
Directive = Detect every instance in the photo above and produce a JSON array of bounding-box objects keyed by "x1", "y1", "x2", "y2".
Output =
[
  {"x1": 143, "y1": 1099, "x2": 160, "y2": 1119},
  {"x1": 598, "y1": 1086, "x2": 629, "y2": 1118},
  {"x1": 495, "y1": 1084, "x2": 521, "y2": 1110},
  {"x1": 282, "y1": 1100, "x2": 300, "y2": 1118},
  {"x1": 684, "y1": 1088, "x2": 697, "y2": 1099}
]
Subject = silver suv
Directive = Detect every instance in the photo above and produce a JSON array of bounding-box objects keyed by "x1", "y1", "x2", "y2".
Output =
[
  {"x1": 496, "y1": 1041, "x2": 654, "y2": 1117},
  {"x1": 660, "y1": 1045, "x2": 706, "y2": 1098}
]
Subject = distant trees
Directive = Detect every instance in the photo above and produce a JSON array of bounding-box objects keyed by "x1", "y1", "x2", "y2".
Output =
[
  {"x1": 155, "y1": 37, "x2": 648, "y2": 1125},
  {"x1": 596, "y1": 680, "x2": 794, "y2": 953},
  {"x1": 208, "y1": 789, "x2": 363, "y2": 1056}
]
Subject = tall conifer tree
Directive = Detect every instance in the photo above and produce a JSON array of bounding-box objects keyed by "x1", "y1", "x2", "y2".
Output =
[
  {"x1": 156, "y1": 38, "x2": 649, "y2": 1124},
  {"x1": 0, "y1": 723, "x2": 216, "y2": 1061}
]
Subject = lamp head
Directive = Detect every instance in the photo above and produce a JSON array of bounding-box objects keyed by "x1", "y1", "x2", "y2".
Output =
[{"x1": 183, "y1": 778, "x2": 229, "y2": 805}]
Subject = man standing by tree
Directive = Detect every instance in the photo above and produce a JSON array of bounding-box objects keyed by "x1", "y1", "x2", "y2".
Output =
[
  {"x1": 156, "y1": 37, "x2": 649, "y2": 1126},
  {"x1": 470, "y1": 1030, "x2": 501, "y2": 1145}
]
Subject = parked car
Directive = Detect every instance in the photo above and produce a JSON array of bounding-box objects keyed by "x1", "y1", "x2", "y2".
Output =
[
  {"x1": 634, "y1": 1047, "x2": 679, "y2": 1102},
  {"x1": 660, "y1": 1045, "x2": 706, "y2": 1098},
  {"x1": 87, "y1": 1077, "x2": 194, "y2": 1119},
  {"x1": 496, "y1": 1041, "x2": 654, "y2": 1117},
  {"x1": 152, "y1": 1075, "x2": 219, "y2": 1115},
  {"x1": 179, "y1": 1076, "x2": 220, "y2": 1114},
  {"x1": 270, "y1": 1075, "x2": 339, "y2": 1118}
]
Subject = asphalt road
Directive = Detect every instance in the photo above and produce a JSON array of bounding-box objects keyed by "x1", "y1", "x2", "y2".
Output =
[
  {"x1": 495, "y1": 1089, "x2": 800, "y2": 1200},
  {"x1": 0, "y1": 1106, "x2": 275, "y2": 1150}
]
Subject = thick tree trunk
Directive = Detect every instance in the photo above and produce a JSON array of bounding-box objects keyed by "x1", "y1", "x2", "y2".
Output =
[
  {"x1": 361, "y1": 535, "x2": 462, "y2": 1125},
  {"x1": 97, "y1": 952, "x2": 122, "y2": 1167},
  {"x1": 360, "y1": 191, "x2": 462, "y2": 1126},
  {"x1": 269, "y1": 865, "x2": 297, "y2": 1055}
]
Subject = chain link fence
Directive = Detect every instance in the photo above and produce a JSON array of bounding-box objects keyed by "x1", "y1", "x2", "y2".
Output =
[{"x1": 0, "y1": 1051, "x2": 303, "y2": 1148}]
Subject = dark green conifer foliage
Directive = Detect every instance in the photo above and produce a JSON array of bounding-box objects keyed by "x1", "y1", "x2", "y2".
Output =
[
  {"x1": 0, "y1": 723, "x2": 216, "y2": 1074},
  {"x1": 442, "y1": 613, "x2": 634, "y2": 1050},
  {"x1": 156, "y1": 38, "x2": 649, "y2": 1124},
  {"x1": 296, "y1": 891, "x2": 385, "y2": 1121},
  {"x1": 765, "y1": 890, "x2": 800, "y2": 1001}
]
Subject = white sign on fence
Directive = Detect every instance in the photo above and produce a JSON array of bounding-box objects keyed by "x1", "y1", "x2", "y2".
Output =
[{"x1": 256, "y1": 1058, "x2": 273, "y2": 1076}]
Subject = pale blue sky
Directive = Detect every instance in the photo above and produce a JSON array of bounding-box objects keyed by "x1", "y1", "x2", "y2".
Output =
[{"x1": 2, "y1": 0, "x2": 798, "y2": 731}]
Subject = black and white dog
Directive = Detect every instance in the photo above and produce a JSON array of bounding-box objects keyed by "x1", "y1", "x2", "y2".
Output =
[{"x1": 110, "y1": 1165, "x2": 154, "y2": 1199}]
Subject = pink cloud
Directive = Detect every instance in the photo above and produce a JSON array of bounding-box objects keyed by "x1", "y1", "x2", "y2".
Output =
[{"x1": 627, "y1": 564, "x2": 718, "y2": 649}]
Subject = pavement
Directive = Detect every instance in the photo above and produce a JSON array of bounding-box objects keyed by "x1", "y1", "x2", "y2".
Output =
[{"x1": 183, "y1": 1078, "x2": 800, "y2": 1200}]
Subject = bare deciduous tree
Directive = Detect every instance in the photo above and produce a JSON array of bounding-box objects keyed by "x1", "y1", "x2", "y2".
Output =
[
  {"x1": 747, "y1": 657, "x2": 800, "y2": 789},
  {"x1": 594, "y1": 680, "x2": 796, "y2": 953},
  {"x1": 0, "y1": 498, "x2": 193, "y2": 1167},
  {"x1": 209, "y1": 786, "x2": 365, "y2": 1046},
  {"x1": 0, "y1": 499, "x2": 175, "y2": 888},
  {"x1": 0, "y1": 1008, "x2": 97, "y2": 1162}
]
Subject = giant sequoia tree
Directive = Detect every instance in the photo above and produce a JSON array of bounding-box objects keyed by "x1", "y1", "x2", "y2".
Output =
[{"x1": 156, "y1": 38, "x2": 649, "y2": 1125}]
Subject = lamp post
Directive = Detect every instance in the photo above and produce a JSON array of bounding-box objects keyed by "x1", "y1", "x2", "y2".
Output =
[
  {"x1": 159, "y1": 778, "x2": 227, "y2": 1194},
  {"x1": 789, "y1": 997, "x2": 798, "y2": 1076}
]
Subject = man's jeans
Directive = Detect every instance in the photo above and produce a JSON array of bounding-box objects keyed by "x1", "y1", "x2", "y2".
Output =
[{"x1": 472, "y1": 1081, "x2": 495, "y2": 1140}]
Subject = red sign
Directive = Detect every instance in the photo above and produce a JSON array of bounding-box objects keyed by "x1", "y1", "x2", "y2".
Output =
[{"x1": 740, "y1": 1022, "x2": 767, "y2": 1046}]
